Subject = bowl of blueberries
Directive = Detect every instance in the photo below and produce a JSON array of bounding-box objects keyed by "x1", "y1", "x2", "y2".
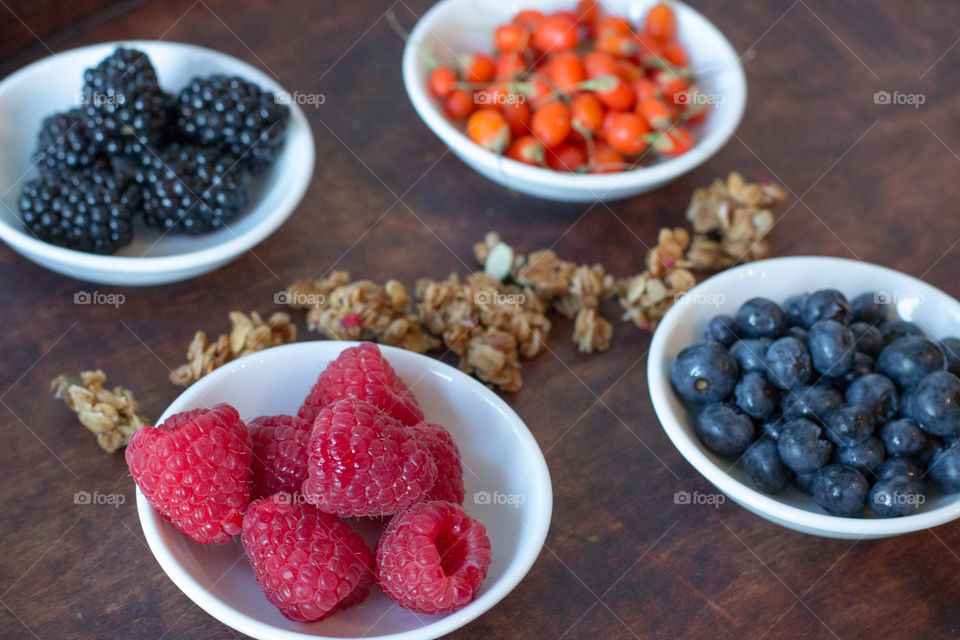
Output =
[{"x1": 648, "y1": 256, "x2": 960, "y2": 538}]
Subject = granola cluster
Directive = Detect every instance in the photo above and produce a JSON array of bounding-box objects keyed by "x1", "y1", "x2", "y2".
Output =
[
  {"x1": 170, "y1": 311, "x2": 296, "y2": 385},
  {"x1": 51, "y1": 370, "x2": 148, "y2": 452},
  {"x1": 685, "y1": 172, "x2": 787, "y2": 269},
  {"x1": 618, "y1": 228, "x2": 698, "y2": 331}
]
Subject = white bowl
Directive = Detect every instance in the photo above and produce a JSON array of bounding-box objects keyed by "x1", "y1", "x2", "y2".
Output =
[
  {"x1": 134, "y1": 341, "x2": 553, "y2": 639},
  {"x1": 0, "y1": 41, "x2": 315, "y2": 286},
  {"x1": 402, "y1": 0, "x2": 746, "y2": 202},
  {"x1": 648, "y1": 257, "x2": 960, "y2": 538}
]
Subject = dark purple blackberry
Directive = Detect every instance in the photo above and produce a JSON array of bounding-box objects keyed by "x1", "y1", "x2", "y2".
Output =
[
  {"x1": 19, "y1": 168, "x2": 138, "y2": 254},
  {"x1": 135, "y1": 144, "x2": 248, "y2": 234},
  {"x1": 175, "y1": 74, "x2": 289, "y2": 173},
  {"x1": 81, "y1": 48, "x2": 167, "y2": 147},
  {"x1": 33, "y1": 109, "x2": 102, "y2": 174}
]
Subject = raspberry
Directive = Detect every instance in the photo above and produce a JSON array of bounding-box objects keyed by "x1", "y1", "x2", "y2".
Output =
[
  {"x1": 302, "y1": 399, "x2": 436, "y2": 517},
  {"x1": 376, "y1": 501, "x2": 491, "y2": 614},
  {"x1": 125, "y1": 404, "x2": 251, "y2": 544},
  {"x1": 241, "y1": 494, "x2": 374, "y2": 622},
  {"x1": 410, "y1": 423, "x2": 465, "y2": 504},
  {"x1": 249, "y1": 414, "x2": 312, "y2": 500},
  {"x1": 298, "y1": 343, "x2": 423, "y2": 425}
]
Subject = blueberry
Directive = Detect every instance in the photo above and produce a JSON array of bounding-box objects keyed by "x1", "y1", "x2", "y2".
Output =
[
  {"x1": 761, "y1": 414, "x2": 785, "y2": 441},
  {"x1": 782, "y1": 384, "x2": 844, "y2": 422},
  {"x1": 795, "y1": 471, "x2": 817, "y2": 495},
  {"x1": 822, "y1": 403, "x2": 875, "y2": 447},
  {"x1": 880, "y1": 418, "x2": 927, "y2": 457},
  {"x1": 729, "y1": 339, "x2": 773, "y2": 374},
  {"x1": 778, "y1": 418, "x2": 833, "y2": 473},
  {"x1": 879, "y1": 456, "x2": 923, "y2": 482},
  {"x1": 834, "y1": 352, "x2": 875, "y2": 390},
  {"x1": 735, "y1": 298, "x2": 788, "y2": 339},
  {"x1": 901, "y1": 371, "x2": 960, "y2": 436},
  {"x1": 808, "y1": 320, "x2": 855, "y2": 377},
  {"x1": 835, "y1": 436, "x2": 885, "y2": 474},
  {"x1": 787, "y1": 326, "x2": 809, "y2": 343},
  {"x1": 742, "y1": 439, "x2": 792, "y2": 494},
  {"x1": 869, "y1": 476, "x2": 924, "y2": 518},
  {"x1": 670, "y1": 342, "x2": 739, "y2": 404},
  {"x1": 851, "y1": 292, "x2": 888, "y2": 325},
  {"x1": 929, "y1": 441, "x2": 960, "y2": 493},
  {"x1": 764, "y1": 337, "x2": 813, "y2": 391},
  {"x1": 705, "y1": 314, "x2": 739, "y2": 347},
  {"x1": 695, "y1": 403, "x2": 755, "y2": 457},
  {"x1": 813, "y1": 464, "x2": 868, "y2": 516},
  {"x1": 916, "y1": 434, "x2": 942, "y2": 465},
  {"x1": 784, "y1": 294, "x2": 808, "y2": 327},
  {"x1": 877, "y1": 336, "x2": 944, "y2": 389},
  {"x1": 850, "y1": 322, "x2": 884, "y2": 359},
  {"x1": 802, "y1": 289, "x2": 853, "y2": 328},
  {"x1": 734, "y1": 372, "x2": 779, "y2": 420},
  {"x1": 845, "y1": 373, "x2": 899, "y2": 423},
  {"x1": 940, "y1": 337, "x2": 960, "y2": 377},
  {"x1": 880, "y1": 320, "x2": 923, "y2": 343}
]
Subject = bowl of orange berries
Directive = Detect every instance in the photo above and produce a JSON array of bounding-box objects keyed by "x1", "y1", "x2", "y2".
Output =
[{"x1": 402, "y1": 0, "x2": 746, "y2": 202}]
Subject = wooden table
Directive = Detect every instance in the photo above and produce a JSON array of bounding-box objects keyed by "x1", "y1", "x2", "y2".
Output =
[{"x1": 2, "y1": 1, "x2": 959, "y2": 638}]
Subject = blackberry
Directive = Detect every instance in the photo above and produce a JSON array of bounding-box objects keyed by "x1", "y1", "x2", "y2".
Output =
[
  {"x1": 19, "y1": 168, "x2": 137, "y2": 254},
  {"x1": 176, "y1": 74, "x2": 290, "y2": 173},
  {"x1": 33, "y1": 109, "x2": 102, "y2": 174},
  {"x1": 81, "y1": 48, "x2": 167, "y2": 147},
  {"x1": 136, "y1": 144, "x2": 248, "y2": 234}
]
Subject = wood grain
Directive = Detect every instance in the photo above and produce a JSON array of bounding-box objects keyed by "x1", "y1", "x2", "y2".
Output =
[{"x1": 2, "y1": 1, "x2": 960, "y2": 638}]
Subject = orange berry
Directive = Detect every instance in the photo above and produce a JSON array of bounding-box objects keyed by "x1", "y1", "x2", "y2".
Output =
[
  {"x1": 633, "y1": 78, "x2": 661, "y2": 102},
  {"x1": 571, "y1": 92, "x2": 605, "y2": 133},
  {"x1": 531, "y1": 100, "x2": 572, "y2": 148},
  {"x1": 547, "y1": 52, "x2": 586, "y2": 93},
  {"x1": 513, "y1": 9, "x2": 545, "y2": 31},
  {"x1": 503, "y1": 97, "x2": 532, "y2": 136},
  {"x1": 495, "y1": 23, "x2": 531, "y2": 52},
  {"x1": 525, "y1": 74, "x2": 554, "y2": 103},
  {"x1": 604, "y1": 112, "x2": 650, "y2": 155},
  {"x1": 467, "y1": 108, "x2": 511, "y2": 152},
  {"x1": 591, "y1": 144, "x2": 626, "y2": 173},
  {"x1": 596, "y1": 77, "x2": 637, "y2": 111},
  {"x1": 654, "y1": 67, "x2": 688, "y2": 103},
  {"x1": 429, "y1": 66, "x2": 458, "y2": 99},
  {"x1": 583, "y1": 51, "x2": 618, "y2": 79},
  {"x1": 495, "y1": 51, "x2": 527, "y2": 80},
  {"x1": 595, "y1": 15, "x2": 632, "y2": 38},
  {"x1": 596, "y1": 33, "x2": 637, "y2": 58},
  {"x1": 546, "y1": 143, "x2": 587, "y2": 172},
  {"x1": 533, "y1": 14, "x2": 580, "y2": 52},
  {"x1": 663, "y1": 41, "x2": 690, "y2": 67},
  {"x1": 636, "y1": 98, "x2": 673, "y2": 129},
  {"x1": 474, "y1": 84, "x2": 508, "y2": 109},
  {"x1": 444, "y1": 89, "x2": 475, "y2": 120},
  {"x1": 576, "y1": 0, "x2": 601, "y2": 25},
  {"x1": 652, "y1": 126, "x2": 694, "y2": 156},
  {"x1": 462, "y1": 53, "x2": 496, "y2": 83},
  {"x1": 614, "y1": 59, "x2": 642, "y2": 82},
  {"x1": 645, "y1": 3, "x2": 677, "y2": 43},
  {"x1": 507, "y1": 135, "x2": 545, "y2": 165}
]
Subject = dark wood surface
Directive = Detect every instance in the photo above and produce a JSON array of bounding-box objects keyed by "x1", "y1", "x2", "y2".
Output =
[{"x1": 3, "y1": 1, "x2": 960, "y2": 638}]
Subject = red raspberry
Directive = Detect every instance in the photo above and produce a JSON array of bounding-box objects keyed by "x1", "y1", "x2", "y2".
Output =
[
  {"x1": 302, "y1": 399, "x2": 437, "y2": 517},
  {"x1": 125, "y1": 404, "x2": 251, "y2": 544},
  {"x1": 298, "y1": 342, "x2": 424, "y2": 425},
  {"x1": 241, "y1": 494, "x2": 374, "y2": 622},
  {"x1": 376, "y1": 501, "x2": 491, "y2": 614},
  {"x1": 248, "y1": 414, "x2": 311, "y2": 500},
  {"x1": 410, "y1": 423, "x2": 465, "y2": 504}
]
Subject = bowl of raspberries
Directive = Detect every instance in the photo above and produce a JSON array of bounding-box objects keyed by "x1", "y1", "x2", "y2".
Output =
[
  {"x1": 128, "y1": 341, "x2": 552, "y2": 639},
  {"x1": 648, "y1": 256, "x2": 960, "y2": 538},
  {"x1": 0, "y1": 41, "x2": 314, "y2": 285}
]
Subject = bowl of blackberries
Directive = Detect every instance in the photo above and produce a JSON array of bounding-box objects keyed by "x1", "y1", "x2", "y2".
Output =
[
  {"x1": 648, "y1": 256, "x2": 960, "y2": 538},
  {"x1": 0, "y1": 41, "x2": 314, "y2": 285}
]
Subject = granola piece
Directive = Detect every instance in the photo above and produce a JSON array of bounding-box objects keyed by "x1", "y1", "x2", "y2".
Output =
[
  {"x1": 515, "y1": 249, "x2": 576, "y2": 298},
  {"x1": 51, "y1": 370, "x2": 149, "y2": 452},
  {"x1": 170, "y1": 311, "x2": 296, "y2": 385},
  {"x1": 554, "y1": 263, "x2": 616, "y2": 318},
  {"x1": 646, "y1": 227, "x2": 693, "y2": 278},
  {"x1": 618, "y1": 266, "x2": 697, "y2": 331},
  {"x1": 286, "y1": 271, "x2": 351, "y2": 309},
  {"x1": 573, "y1": 307, "x2": 612, "y2": 353},
  {"x1": 464, "y1": 328, "x2": 523, "y2": 392}
]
